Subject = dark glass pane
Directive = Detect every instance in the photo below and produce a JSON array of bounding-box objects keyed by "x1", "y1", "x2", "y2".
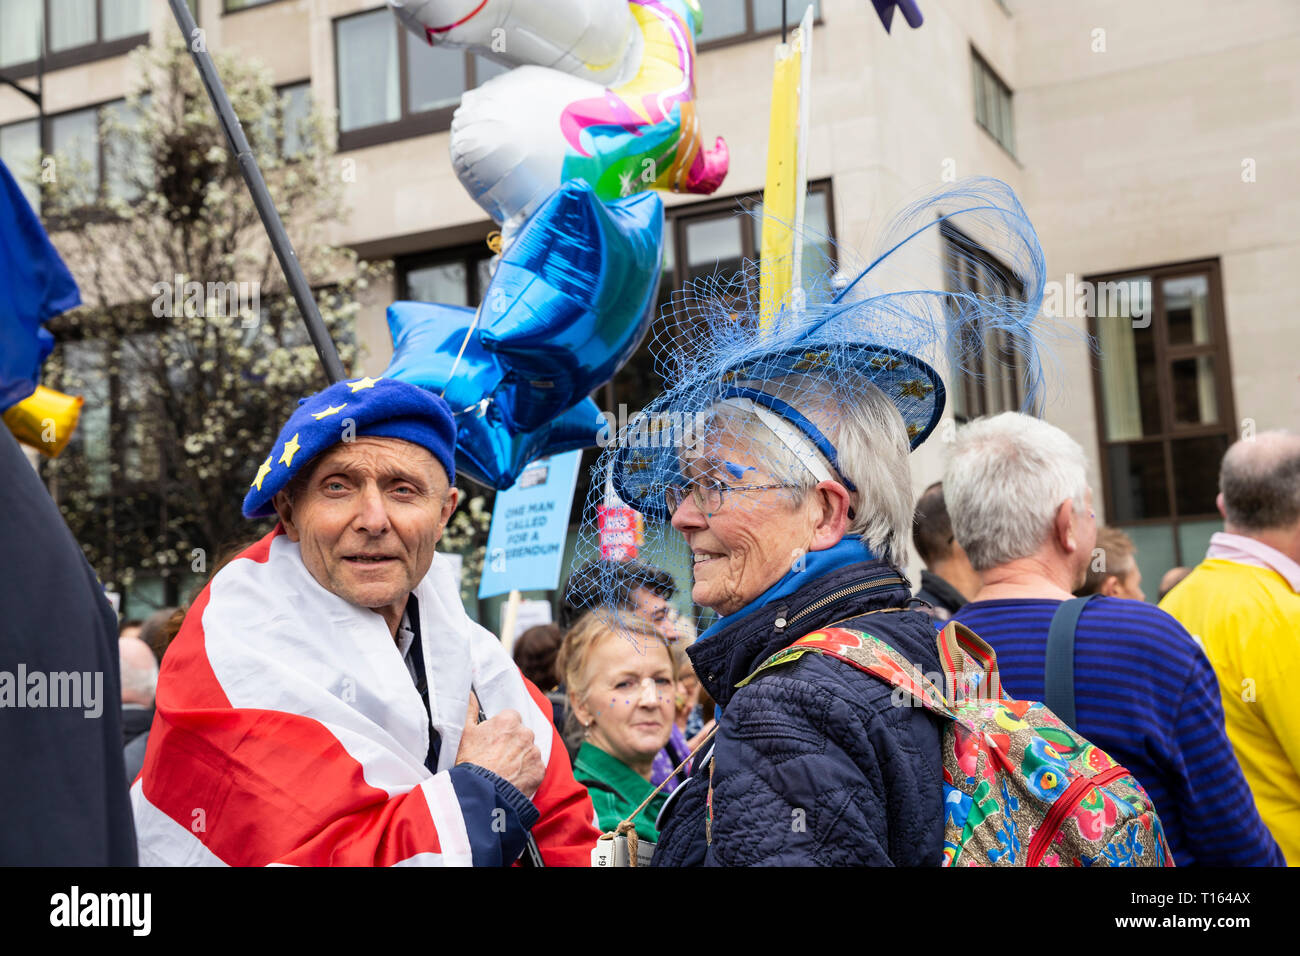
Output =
[
  {"x1": 280, "y1": 84, "x2": 312, "y2": 158},
  {"x1": 1170, "y1": 355, "x2": 1219, "y2": 426},
  {"x1": 697, "y1": 0, "x2": 746, "y2": 44},
  {"x1": 1096, "y1": 309, "x2": 1159, "y2": 440},
  {"x1": 684, "y1": 214, "x2": 746, "y2": 290},
  {"x1": 48, "y1": 0, "x2": 95, "y2": 52},
  {"x1": 1163, "y1": 274, "x2": 1211, "y2": 346},
  {"x1": 1106, "y1": 441, "x2": 1170, "y2": 521},
  {"x1": 103, "y1": 0, "x2": 149, "y2": 41},
  {"x1": 337, "y1": 11, "x2": 399, "y2": 132},
  {"x1": 753, "y1": 0, "x2": 821, "y2": 33},
  {"x1": 0, "y1": 0, "x2": 42, "y2": 67},
  {"x1": 408, "y1": 30, "x2": 465, "y2": 113},
  {"x1": 1171, "y1": 435, "x2": 1229, "y2": 516},
  {"x1": 50, "y1": 107, "x2": 100, "y2": 206},
  {"x1": 0, "y1": 119, "x2": 41, "y2": 210},
  {"x1": 405, "y1": 261, "x2": 468, "y2": 306}
]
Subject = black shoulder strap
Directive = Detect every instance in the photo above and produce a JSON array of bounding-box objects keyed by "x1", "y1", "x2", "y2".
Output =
[
  {"x1": 1044, "y1": 595, "x2": 1097, "y2": 728},
  {"x1": 577, "y1": 778, "x2": 622, "y2": 798}
]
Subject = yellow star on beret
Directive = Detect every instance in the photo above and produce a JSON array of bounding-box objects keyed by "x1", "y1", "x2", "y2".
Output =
[
  {"x1": 311, "y1": 402, "x2": 347, "y2": 420},
  {"x1": 251, "y1": 455, "x2": 273, "y2": 491},
  {"x1": 347, "y1": 376, "x2": 380, "y2": 393},
  {"x1": 279, "y1": 432, "x2": 301, "y2": 467}
]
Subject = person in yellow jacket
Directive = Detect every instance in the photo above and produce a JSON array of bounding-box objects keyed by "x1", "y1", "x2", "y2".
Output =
[{"x1": 1161, "y1": 431, "x2": 1300, "y2": 865}]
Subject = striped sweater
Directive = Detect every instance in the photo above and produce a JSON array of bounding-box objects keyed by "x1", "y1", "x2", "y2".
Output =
[{"x1": 953, "y1": 597, "x2": 1283, "y2": 867}]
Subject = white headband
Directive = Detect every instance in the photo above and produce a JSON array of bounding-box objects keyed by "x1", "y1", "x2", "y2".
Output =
[{"x1": 714, "y1": 397, "x2": 835, "y2": 484}]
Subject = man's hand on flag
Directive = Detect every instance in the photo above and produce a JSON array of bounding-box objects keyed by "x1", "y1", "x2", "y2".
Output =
[{"x1": 457, "y1": 692, "x2": 546, "y2": 799}]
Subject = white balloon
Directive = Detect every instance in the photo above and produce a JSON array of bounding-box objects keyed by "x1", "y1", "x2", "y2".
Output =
[
  {"x1": 390, "y1": 0, "x2": 642, "y2": 87},
  {"x1": 451, "y1": 66, "x2": 602, "y2": 243}
]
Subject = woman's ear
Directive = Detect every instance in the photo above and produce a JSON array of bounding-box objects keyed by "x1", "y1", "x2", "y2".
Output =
[
  {"x1": 809, "y1": 480, "x2": 853, "y2": 551},
  {"x1": 569, "y1": 689, "x2": 593, "y2": 729}
]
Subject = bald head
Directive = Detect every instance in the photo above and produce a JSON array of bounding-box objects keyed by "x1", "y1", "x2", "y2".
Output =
[
  {"x1": 120, "y1": 636, "x2": 159, "y2": 707},
  {"x1": 1219, "y1": 431, "x2": 1300, "y2": 532}
]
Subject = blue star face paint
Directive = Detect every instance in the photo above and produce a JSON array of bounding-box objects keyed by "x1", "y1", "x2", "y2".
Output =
[{"x1": 724, "y1": 461, "x2": 756, "y2": 480}]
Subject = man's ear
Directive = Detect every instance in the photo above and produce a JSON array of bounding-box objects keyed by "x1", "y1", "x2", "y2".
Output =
[
  {"x1": 1216, "y1": 492, "x2": 1227, "y2": 521},
  {"x1": 1099, "y1": 574, "x2": 1122, "y2": 598},
  {"x1": 273, "y1": 490, "x2": 300, "y2": 542},
  {"x1": 438, "y1": 486, "x2": 460, "y2": 535},
  {"x1": 809, "y1": 480, "x2": 853, "y2": 551},
  {"x1": 1054, "y1": 499, "x2": 1078, "y2": 554}
]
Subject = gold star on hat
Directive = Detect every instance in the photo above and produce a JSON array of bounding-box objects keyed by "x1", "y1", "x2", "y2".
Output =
[
  {"x1": 251, "y1": 455, "x2": 273, "y2": 491},
  {"x1": 278, "y1": 432, "x2": 301, "y2": 467},
  {"x1": 347, "y1": 376, "x2": 380, "y2": 393},
  {"x1": 898, "y1": 378, "x2": 934, "y2": 400},
  {"x1": 311, "y1": 402, "x2": 347, "y2": 420}
]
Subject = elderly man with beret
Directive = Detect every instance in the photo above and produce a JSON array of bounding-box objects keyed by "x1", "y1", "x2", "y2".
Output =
[{"x1": 131, "y1": 377, "x2": 599, "y2": 866}]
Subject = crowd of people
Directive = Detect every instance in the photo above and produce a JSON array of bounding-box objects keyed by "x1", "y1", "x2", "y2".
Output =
[{"x1": 78, "y1": 371, "x2": 1296, "y2": 868}]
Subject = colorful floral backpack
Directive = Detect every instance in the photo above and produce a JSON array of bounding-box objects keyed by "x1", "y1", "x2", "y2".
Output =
[{"x1": 744, "y1": 622, "x2": 1175, "y2": 867}]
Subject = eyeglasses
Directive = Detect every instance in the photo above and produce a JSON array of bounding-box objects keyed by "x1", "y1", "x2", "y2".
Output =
[{"x1": 665, "y1": 480, "x2": 798, "y2": 516}]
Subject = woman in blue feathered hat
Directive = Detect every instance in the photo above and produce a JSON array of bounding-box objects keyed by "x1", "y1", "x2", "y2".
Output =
[{"x1": 575, "y1": 178, "x2": 1049, "y2": 865}]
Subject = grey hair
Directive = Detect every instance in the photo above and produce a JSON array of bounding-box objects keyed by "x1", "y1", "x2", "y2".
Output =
[
  {"x1": 120, "y1": 647, "x2": 159, "y2": 705},
  {"x1": 943, "y1": 412, "x2": 1090, "y2": 572},
  {"x1": 1220, "y1": 430, "x2": 1300, "y2": 531},
  {"x1": 707, "y1": 379, "x2": 913, "y2": 566}
]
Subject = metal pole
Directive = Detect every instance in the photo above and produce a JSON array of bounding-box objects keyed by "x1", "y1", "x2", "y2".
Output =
[{"x1": 165, "y1": 0, "x2": 345, "y2": 383}]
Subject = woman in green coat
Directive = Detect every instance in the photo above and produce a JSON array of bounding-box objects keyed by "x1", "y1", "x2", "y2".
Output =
[{"x1": 558, "y1": 610, "x2": 676, "y2": 842}]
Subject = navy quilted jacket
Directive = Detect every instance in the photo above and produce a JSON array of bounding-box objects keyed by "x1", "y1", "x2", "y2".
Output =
[{"x1": 652, "y1": 559, "x2": 946, "y2": 866}]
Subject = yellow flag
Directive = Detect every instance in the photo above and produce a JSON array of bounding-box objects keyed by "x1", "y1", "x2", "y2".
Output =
[{"x1": 759, "y1": 8, "x2": 814, "y2": 330}]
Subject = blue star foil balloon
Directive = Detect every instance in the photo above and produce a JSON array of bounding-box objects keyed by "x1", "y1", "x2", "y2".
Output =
[
  {"x1": 382, "y1": 300, "x2": 606, "y2": 489},
  {"x1": 477, "y1": 180, "x2": 664, "y2": 431}
]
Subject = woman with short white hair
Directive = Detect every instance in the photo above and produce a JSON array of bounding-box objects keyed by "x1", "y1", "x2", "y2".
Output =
[{"x1": 573, "y1": 180, "x2": 1051, "y2": 865}]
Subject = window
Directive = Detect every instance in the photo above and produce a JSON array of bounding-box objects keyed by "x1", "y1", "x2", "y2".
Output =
[
  {"x1": 276, "y1": 82, "x2": 313, "y2": 159},
  {"x1": 334, "y1": 8, "x2": 510, "y2": 151},
  {"x1": 37, "y1": 97, "x2": 151, "y2": 212},
  {"x1": 0, "y1": 118, "x2": 41, "y2": 210},
  {"x1": 0, "y1": 0, "x2": 150, "y2": 75},
  {"x1": 942, "y1": 222, "x2": 1029, "y2": 422},
  {"x1": 398, "y1": 245, "x2": 497, "y2": 307},
  {"x1": 224, "y1": 0, "x2": 284, "y2": 11},
  {"x1": 1088, "y1": 259, "x2": 1235, "y2": 596},
  {"x1": 696, "y1": 0, "x2": 824, "y2": 50},
  {"x1": 971, "y1": 48, "x2": 1015, "y2": 157}
]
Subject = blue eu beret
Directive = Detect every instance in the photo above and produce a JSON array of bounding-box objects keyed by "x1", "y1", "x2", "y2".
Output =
[{"x1": 241, "y1": 377, "x2": 457, "y2": 519}]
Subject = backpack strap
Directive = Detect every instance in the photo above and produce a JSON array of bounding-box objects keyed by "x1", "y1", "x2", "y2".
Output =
[
  {"x1": 739, "y1": 627, "x2": 957, "y2": 720},
  {"x1": 1044, "y1": 595, "x2": 1097, "y2": 728},
  {"x1": 936, "y1": 619, "x2": 1003, "y2": 703}
]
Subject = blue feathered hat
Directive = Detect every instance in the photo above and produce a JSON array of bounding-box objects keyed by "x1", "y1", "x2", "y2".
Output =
[{"x1": 241, "y1": 376, "x2": 457, "y2": 518}]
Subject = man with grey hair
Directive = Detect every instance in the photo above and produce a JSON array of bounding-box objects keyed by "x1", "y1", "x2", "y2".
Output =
[
  {"x1": 946, "y1": 412, "x2": 1283, "y2": 867},
  {"x1": 119, "y1": 636, "x2": 158, "y2": 783},
  {"x1": 1161, "y1": 430, "x2": 1300, "y2": 864}
]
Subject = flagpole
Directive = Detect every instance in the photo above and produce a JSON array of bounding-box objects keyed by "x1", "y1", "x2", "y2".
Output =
[{"x1": 165, "y1": 0, "x2": 345, "y2": 384}]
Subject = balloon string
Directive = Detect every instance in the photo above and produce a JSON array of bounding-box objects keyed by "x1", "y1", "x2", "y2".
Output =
[{"x1": 441, "y1": 302, "x2": 484, "y2": 402}]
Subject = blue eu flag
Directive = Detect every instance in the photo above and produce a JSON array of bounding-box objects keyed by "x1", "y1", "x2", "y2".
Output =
[{"x1": 0, "y1": 158, "x2": 80, "y2": 412}]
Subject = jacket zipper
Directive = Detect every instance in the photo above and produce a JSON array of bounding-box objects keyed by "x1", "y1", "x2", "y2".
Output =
[
  {"x1": 781, "y1": 575, "x2": 907, "y2": 630},
  {"x1": 1026, "y1": 765, "x2": 1129, "y2": 866}
]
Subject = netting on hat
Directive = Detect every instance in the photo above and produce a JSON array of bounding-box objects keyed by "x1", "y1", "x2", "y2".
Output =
[{"x1": 564, "y1": 178, "x2": 1061, "y2": 646}]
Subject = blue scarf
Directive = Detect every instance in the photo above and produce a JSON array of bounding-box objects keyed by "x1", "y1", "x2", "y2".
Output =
[{"x1": 696, "y1": 534, "x2": 877, "y2": 645}]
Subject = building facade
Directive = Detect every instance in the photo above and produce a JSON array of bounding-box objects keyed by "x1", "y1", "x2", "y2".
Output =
[{"x1": 3, "y1": 0, "x2": 1296, "y2": 617}]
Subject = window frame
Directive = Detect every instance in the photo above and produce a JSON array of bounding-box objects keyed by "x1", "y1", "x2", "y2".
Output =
[
  {"x1": 334, "y1": 7, "x2": 500, "y2": 152},
  {"x1": 970, "y1": 46, "x2": 1016, "y2": 159},
  {"x1": 1086, "y1": 257, "x2": 1236, "y2": 552},
  {"x1": 396, "y1": 241, "x2": 497, "y2": 306},
  {"x1": 941, "y1": 220, "x2": 1030, "y2": 423},
  {"x1": 0, "y1": 0, "x2": 152, "y2": 78},
  {"x1": 222, "y1": 0, "x2": 292, "y2": 14},
  {"x1": 695, "y1": 1, "x2": 825, "y2": 53}
]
